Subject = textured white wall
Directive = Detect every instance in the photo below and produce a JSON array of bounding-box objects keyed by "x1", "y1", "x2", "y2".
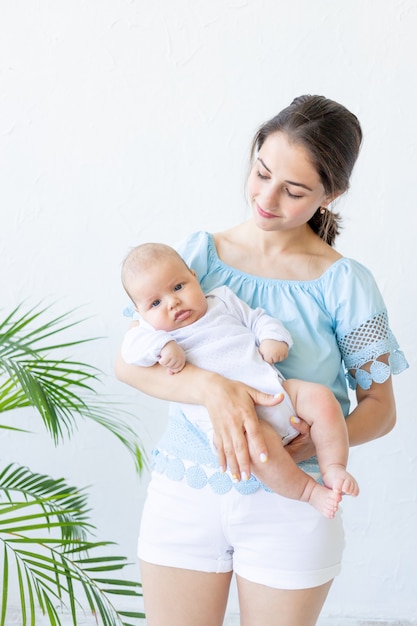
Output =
[{"x1": 1, "y1": 0, "x2": 416, "y2": 622}]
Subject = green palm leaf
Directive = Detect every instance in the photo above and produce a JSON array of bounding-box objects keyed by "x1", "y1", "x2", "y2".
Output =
[
  {"x1": 0, "y1": 303, "x2": 144, "y2": 471},
  {"x1": 0, "y1": 304, "x2": 147, "y2": 624},
  {"x1": 0, "y1": 465, "x2": 145, "y2": 625}
]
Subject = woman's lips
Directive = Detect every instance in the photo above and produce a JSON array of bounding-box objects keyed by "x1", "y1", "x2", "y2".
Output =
[{"x1": 256, "y1": 204, "x2": 277, "y2": 219}]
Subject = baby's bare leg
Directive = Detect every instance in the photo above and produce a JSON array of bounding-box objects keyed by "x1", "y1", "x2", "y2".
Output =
[
  {"x1": 283, "y1": 379, "x2": 359, "y2": 497},
  {"x1": 249, "y1": 420, "x2": 342, "y2": 518}
]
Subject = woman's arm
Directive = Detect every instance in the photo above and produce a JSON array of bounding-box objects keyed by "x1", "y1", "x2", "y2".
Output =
[
  {"x1": 346, "y1": 375, "x2": 396, "y2": 446},
  {"x1": 115, "y1": 352, "x2": 283, "y2": 480},
  {"x1": 345, "y1": 353, "x2": 396, "y2": 445}
]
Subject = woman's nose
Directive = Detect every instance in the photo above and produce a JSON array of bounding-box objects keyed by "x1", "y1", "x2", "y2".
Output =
[{"x1": 261, "y1": 186, "x2": 279, "y2": 208}]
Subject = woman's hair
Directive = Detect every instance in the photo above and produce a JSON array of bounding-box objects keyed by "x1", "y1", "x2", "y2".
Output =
[{"x1": 249, "y1": 95, "x2": 363, "y2": 246}]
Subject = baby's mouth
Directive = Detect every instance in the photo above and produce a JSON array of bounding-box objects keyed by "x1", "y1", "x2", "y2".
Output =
[{"x1": 175, "y1": 310, "x2": 192, "y2": 322}]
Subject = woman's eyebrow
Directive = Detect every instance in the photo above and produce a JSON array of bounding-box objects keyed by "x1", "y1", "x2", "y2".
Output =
[
  {"x1": 258, "y1": 157, "x2": 313, "y2": 191},
  {"x1": 285, "y1": 179, "x2": 313, "y2": 191},
  {"x1": 258, "y1": 157, "x2": 272, "y2": 173}
]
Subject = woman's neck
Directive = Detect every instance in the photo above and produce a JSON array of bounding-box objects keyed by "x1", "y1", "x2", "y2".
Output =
[{"x1": 213, "y1": 219, "x2": 341, "y2": 281}]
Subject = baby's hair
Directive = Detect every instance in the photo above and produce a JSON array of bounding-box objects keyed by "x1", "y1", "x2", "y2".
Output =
[{"x1": 121, "y1": 243, "x2": 190, "y2": 301}]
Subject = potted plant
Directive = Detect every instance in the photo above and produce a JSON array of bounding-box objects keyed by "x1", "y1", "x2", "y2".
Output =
[{"x1": 0, "y1": 302, "x2": 146, "y2": 625}]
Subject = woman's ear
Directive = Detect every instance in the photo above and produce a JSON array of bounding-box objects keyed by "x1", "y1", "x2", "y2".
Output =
[{"x1": 324, "y1": 189, "x2": 343, "y2": 207}]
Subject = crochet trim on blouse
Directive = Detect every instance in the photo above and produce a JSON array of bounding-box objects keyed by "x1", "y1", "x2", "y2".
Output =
[
  {"x1": 338, "y1": 311, "x2": 408, "y2": 390},
  {"x1": 152, "y1": 410, "x2": 321, "y2": 495}
]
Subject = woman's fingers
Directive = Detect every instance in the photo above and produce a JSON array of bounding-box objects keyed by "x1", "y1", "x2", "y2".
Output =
[
  {"x1": 244, "y1": 389, "x2": 285, "y2": 464},
  {"x1": 205, "y1": 377, "x2": 290, "y2": 479},
  {"x1": 209, "y1": 385, "x2": 283, "y2": 479},
  {"x1": 225, "y1": 434, "x2": 249, "y2": 482},
  {"x1": 285, "y1": 417, "x2": 316, "y2": 463},
  {"x1": 289, "y1": 414, "x2": 309, "y2": 434},
  {"x1": 213, "y1": 435, "x2": 227, "y2": 474},
  {"x1": 213, "y1": 416, "x2": 251, "y2": 481}
]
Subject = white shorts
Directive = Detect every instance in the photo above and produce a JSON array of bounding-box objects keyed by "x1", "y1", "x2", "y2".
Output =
[{"x1": 138, "y1": 471, "x2": 345, "y2": 590}]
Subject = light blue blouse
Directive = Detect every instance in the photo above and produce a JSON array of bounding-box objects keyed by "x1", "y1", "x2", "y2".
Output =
[{"x1": 131, "y1": 231, "x2": 408, "y2": 494}]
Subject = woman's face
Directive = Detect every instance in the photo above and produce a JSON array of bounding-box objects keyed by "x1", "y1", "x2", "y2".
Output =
[{"x1": 248, "y1": 131, "x2": 332, "y2": 233}]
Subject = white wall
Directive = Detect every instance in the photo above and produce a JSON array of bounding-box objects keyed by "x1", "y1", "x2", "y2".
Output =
[{"x1": 1, "y1": 0, "x2": 416, "y2": 622}]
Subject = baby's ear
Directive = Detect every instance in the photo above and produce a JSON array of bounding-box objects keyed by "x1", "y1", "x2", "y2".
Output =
[{"x1": 191, "y1": 269, "x2": 197, "y2": 278}]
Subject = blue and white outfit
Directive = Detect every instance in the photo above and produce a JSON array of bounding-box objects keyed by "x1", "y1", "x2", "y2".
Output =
[
  {"x1": 135, "y1": 231, "x2": 408, "y2": 589},
  {"x1": 122, "y1": 285, "x2": 298, "y2": 446}
]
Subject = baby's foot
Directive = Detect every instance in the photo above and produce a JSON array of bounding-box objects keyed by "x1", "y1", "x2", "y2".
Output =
[
  {"x1": 322, "y1": 464, "x2": 360, "y2": 497},
  {"x1": 308, "y1": 483, "x2": 342, "y2": 519}
]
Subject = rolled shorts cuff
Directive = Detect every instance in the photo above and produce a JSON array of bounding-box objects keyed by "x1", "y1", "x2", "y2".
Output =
[
  {"x1": 233, "y1": 561, "x2": 342, "y2": 590},
  {"x1": 138, "y1": 543, "x2": 233, "y2": 575}
]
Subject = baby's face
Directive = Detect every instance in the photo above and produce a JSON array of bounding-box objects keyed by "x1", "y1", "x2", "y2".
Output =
[{"x1": 132, "y1": 258, "x2": 208, "y2": 331}]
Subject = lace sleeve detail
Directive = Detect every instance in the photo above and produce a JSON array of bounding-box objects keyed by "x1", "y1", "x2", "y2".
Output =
[{"x1": 337, "y1": 311, "x2": 409, "y2": 390}]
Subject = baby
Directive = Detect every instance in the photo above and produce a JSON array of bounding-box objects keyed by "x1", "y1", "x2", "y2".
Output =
[{"x1": 121, "y1": 243, "x2": 359, "y2": 518}]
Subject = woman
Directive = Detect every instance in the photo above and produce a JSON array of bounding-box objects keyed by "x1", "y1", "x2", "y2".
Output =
[{"x1": 116, "y1": 95, "x2": 408, "y2": 626}]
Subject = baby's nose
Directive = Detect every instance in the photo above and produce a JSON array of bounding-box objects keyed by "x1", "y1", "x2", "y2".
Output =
[{"x1": 168, "y1": 294, "x2": 181, "y2": 308}]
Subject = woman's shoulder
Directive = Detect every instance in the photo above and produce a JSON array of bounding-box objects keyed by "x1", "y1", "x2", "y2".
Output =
[
  {"x1": 176, "y1": 231, "x2": 212, "y2": 262},
  {"x1": 175, "y1": 231, "x2": 217, "y2": 278},
  {"x1": 176, "y1": 230, "x2": 210, "y2": 255},
  {"x1": 321, "y1": 256, "x2": 388, "y2": 335},
  {"x1": 320, "y1": 256, "x2": 383, "y2": 307},
  {"x1": 322, "y1": 255, "x2": 379, "y2": 287}
]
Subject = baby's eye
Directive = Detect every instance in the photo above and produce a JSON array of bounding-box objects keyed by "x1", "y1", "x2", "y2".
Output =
[
  {"x1": 151, "y1": 299, "x2": 161, "y2": 308},
  {"x1": 174, "y1": 283, "x2": 184, "y2": 291}
]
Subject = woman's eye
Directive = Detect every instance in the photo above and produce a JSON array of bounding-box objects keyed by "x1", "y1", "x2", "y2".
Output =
[
  {"x1": 174, "y1": 283, "x2": 184, "y2": 291},
  {"x1": 257, "y1": 170, "x2": 269, "y2": 180},
  {"x1": 151, "y1": 299, "x2": 161, "y2": 308},
  {"x1": 286, "y1": 188, "x2": 302, "y2": 199}
]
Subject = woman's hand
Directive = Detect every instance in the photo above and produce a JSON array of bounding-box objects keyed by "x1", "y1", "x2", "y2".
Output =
[
  {"x1": 285, "y1": 416, "x2": 316, "y2": 463},
  {"x1": 203, "y1": 376, "x2": 284, "y2": 481},
  {"x1": 115, "y1": 353, "x2": 283, "y2": 479}
]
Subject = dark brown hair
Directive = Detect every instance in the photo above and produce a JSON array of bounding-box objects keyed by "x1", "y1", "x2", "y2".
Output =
[{"x1": 249, "y1": 95, "x2": 363, "y2": 246}]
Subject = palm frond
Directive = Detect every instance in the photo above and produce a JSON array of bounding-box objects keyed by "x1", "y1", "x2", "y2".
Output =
[
  {"x1": 0, "y1": 377, "x2": 32, "y2": 414},
  {"x1": 0, "y1": 465, "x2": 92, "y2": 544},
  {"x1": 0, "y1": 464, "x2": 144, "y2": 625},
  {"x1": 0, "y1": 303, "x2": 147, "y2": 624},
  {"x1": 0, "y1": 303, "x2": 95, "y2": 358},
  {"x1": 0, "y1": 303, "x2": 145, "y2": 472}
]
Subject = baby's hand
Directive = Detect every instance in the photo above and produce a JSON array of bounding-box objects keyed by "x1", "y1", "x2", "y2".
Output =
[
  {"x1": 258, "y1": 339, "x2": 289, "y2": 365},
  {"x1": 158, "y1": 341, "x2": 186, "y2": 374}
]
